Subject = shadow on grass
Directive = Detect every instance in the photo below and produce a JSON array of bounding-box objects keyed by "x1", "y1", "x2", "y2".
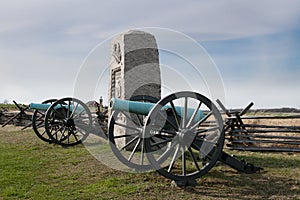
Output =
[
  {"x1": 180, "y1": 152, "x2": 300, "y2": 199},
  {"x1": 185, "y1": 171, "x2": 297, "y2": 199},
  {"x1": 229, "y1": 151, "x2": 300, "y2": 169}
]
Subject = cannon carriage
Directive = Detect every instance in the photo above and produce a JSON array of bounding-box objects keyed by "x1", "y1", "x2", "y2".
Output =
[
  {"x1": 107, "y1": 91, "x2": 262, "y2": 185},
  {"x1": 29, "y1": 97, "x2": 94, "y2": 146}
]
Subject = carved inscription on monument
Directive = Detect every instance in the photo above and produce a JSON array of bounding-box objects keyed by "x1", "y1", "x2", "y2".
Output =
[{"x1": 110, "y1": 67, "x2": 121, "y2": 98}]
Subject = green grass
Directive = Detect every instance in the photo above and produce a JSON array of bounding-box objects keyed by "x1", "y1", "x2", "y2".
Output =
[
  {"x1": 0, "y1": 104, "x2": 21, "y2": 111},
  {"x1": 0, "y1": 126, "x2": 300, "y2": 199}
]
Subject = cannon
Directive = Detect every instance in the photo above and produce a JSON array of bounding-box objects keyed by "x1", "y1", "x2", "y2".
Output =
[
  {"x1": 1, "y1": 97, "x2": 101, "y2": 146},
  {"x1": 108, "y1": 91, "x2": 262, "y2": 185},
  {"x1": 31, "y1": 99, "x2": 58, "y2": 143},
  {"x1": 16, "y1": 95, "x2": 154, "y2": 146},
  {"x1": 28, "y1": 97, "x2": 93, "y2": 146}
]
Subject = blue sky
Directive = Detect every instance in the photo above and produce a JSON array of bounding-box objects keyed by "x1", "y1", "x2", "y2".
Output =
[{"x1": 1, "y1": 0, "x2": 300, "y2": 108}]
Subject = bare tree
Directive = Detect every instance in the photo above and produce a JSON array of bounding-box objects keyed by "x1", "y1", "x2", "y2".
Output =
[{"x1": 2, "y1": 99, "x2": 9, "y2": 104}]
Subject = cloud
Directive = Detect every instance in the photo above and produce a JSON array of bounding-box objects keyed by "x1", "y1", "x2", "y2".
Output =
[
  {"x1": 1, "y1": 1, "x2": 300, "y2": 40},
  {"x1": 0, "y1": 0, "x2": 300, "y2": 107}
]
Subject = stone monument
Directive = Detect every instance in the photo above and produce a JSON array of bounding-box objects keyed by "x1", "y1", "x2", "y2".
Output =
[
  {"x1": 108, "y1": 30, "x2": 161, "y2": 148},
  {"x1": 109, "y1": 30, "x2": 161, "y2": 101}
]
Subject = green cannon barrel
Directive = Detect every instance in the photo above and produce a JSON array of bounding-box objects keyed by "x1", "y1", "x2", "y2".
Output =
[
  {"x1": 110, "y1": 98, "x2": 155, "y2": 116},
  {"x1": 110, "y1": 98, "x2": 204, "y2": 122},
  {"x1": 29, "y1": 103, "x2": 52, "y2": 111},
  {"x1": 29, "y1": 103, "x2": 82, "y2": 112}
]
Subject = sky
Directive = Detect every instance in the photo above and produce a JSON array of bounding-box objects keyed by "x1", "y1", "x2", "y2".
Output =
[{"x1": 1, "y1": 0, "x2": 300, "y2": 108}]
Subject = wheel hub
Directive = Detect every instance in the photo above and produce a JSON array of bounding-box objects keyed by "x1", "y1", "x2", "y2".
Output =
[
  {"x1": 66, "y1": 118, "x2": 75, "y2": 128},
  {"x1": 178, "y1": 128, "x2": 196, "y2": 146}
]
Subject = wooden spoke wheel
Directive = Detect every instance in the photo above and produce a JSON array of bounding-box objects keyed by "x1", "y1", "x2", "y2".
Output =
[
  {"x1": 144, "y1": 91, "x2": 224, "y2": 182},
  {"x1": 32, "y1": 99, "x2": 57, "y2": 143},
  {"x1": 45, "y1": 97, "x2": 92, "y2": 146},
  {"x1": 108, "y1": 95, "x2": 159, "y2": 171}
]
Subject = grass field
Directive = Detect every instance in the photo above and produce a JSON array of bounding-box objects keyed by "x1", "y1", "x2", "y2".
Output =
[
  {"x1": 0, "y1": 104, "x2": 23, "y2": 111},
  {"x1": 0, "y1": 126, "x2": 300, "y2": 200}
]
